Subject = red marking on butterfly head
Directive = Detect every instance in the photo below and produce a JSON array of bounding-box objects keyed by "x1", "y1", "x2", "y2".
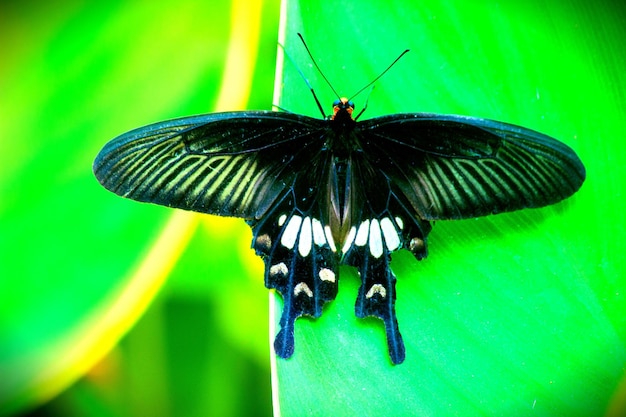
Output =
[{"x1": 331, "y1": 98, "x2": 355, "y2": 121}]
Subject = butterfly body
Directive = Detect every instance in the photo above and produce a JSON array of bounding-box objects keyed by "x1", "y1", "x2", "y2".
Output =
[{"x1": 94, "y1": 97, "x2": 585, "y2": 364}]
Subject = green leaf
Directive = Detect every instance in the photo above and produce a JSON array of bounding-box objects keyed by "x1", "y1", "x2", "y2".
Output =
[{"x1": 271, "y1": 1, "x2": 626, "y2": 416}]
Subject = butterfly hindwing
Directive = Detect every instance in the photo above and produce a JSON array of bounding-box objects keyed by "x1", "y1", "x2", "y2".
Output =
[
  {"x1": 340, "y1": 182, "x2": 432, "y2": 364},
  {"x1": 248, "y1": 192, "x2": 339, "y2": 359}
]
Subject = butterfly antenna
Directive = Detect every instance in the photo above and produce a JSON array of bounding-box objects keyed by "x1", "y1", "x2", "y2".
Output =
[
  {"x1": 297, "y1": 33, "x2": 341, "y2": 99},
  {"x1": 353, "y1": 85, "x2": 375, "y2": 120},
  {"x1": 281, "y1": 36, "x2": 326, "y2": 117},
  {"x1": 348, "y1": 49, "x2": 410, "y2": 102},
  {"x1": 297, "y1": 34, "x2": 343, "y2": 104}
]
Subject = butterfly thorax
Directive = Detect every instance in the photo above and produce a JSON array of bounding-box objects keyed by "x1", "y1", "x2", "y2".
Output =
[
  {"x1": 325, "y1": 98, "x2": 360, "y2": 157},
  {"x1": 328, "y1": 98, "x2": 357, "y2": 140}
]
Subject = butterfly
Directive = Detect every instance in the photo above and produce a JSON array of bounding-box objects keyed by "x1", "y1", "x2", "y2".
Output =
[{"x1": 93, "y1": 46, "x2": 585, "y2": 365}]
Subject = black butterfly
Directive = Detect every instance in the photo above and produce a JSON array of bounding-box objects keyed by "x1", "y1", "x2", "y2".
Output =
[{"x1": 93, "y1": 55, "x2": 585, "y2": 365}]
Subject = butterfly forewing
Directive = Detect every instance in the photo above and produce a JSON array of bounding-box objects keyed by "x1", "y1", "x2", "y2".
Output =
[
  {"x1": 359, "y1": 113, "x2": 585, "y2": 220},
  {"x1": 94, "y1": 111, "x2": 331, "y2": 219}
]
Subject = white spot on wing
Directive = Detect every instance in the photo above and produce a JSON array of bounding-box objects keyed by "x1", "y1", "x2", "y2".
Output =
[
  {"x1": 312, "y1": 218, "x2": 326, "y2": 246},
  {"x1": 269, "y1": 262, "x2": 288, "y2": 276},
  {"x1": 366, "y1": 283, "x2": 387, "y2": 299},
  {"x1": 298, "y1": 216, "x2": 313, "y2": 257},
  {"x1": 381, "y1": 217, "x2": 401, "y2": 251},
  {"x1": 281, "y1": 215, "x2": 302, "y2": 250},
  {"x1": 369, "y1": 219, "x2": 384, "y2": 258},
  {"x1": 341, "y1": 226, "x2": 357, "y2": 254},
  {"x1": 354, "y1": 220, "x2": 370, "y2": 246},
  {"x1": 324, "y1": 225, "x2": 337, "y2": 252},
  {"x1": 255, "y1": 234, "x2": 272, "y2": 251},
  {"x1": 318, "y1": 268, "x2": 336, "y2": 283},
  {"x1": 294, "y1": 282, "x2": 313, "y2": 297},
  {"x1": 278, "y1": 214, "x2": 287, "y2": 226},
  {"x1": 395, "y1": 217, "x2": 404, "y2": 230}
]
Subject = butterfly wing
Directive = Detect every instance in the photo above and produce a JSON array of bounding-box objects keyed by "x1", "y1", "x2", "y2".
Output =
[
  {"x1": 337, "y1": 153, "x2": 432, "y2": 364},
  {"x1": 357, "y1": 113, "x2": 586, "y2": 220},
  {"x1": 94, "y1": 110, "x2": 343, "y2": 360},
  {"x1": 94, "y1": 111, "x2": 326, "y2": 219},
  {"x1": 338, "y1": 113, "x2": 585, "y2": 363}
]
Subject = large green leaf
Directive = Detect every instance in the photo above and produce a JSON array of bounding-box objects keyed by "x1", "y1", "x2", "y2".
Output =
[{"x1": 271, "y1": 1, "x2": 625, "y2": 416}]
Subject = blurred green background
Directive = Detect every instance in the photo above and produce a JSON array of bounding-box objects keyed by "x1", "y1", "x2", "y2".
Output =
[
  {"x1": 1, "y1": 0, "x2": 625, "y2": 416},
  {"x1": 1, "y1": 0, "x2": 279, "y2": 415}
]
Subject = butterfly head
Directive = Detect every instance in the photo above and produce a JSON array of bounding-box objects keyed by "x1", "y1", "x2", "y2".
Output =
[{"x1": 331, "y1": 98, "x2": 355, "y2": 122}]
